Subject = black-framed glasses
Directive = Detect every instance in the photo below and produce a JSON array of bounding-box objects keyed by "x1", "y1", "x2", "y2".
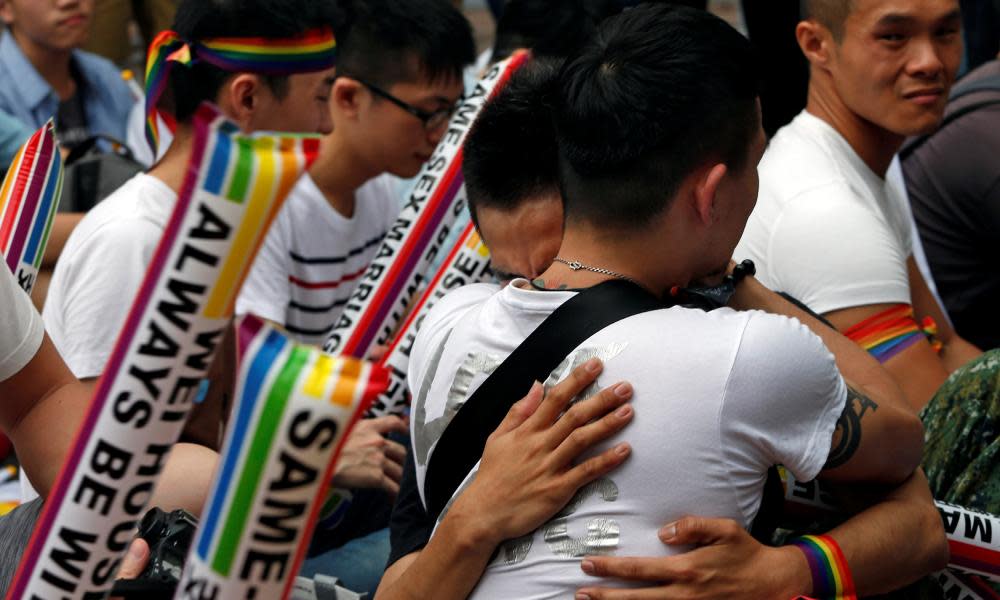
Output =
[{"x1": 357, "y1": 78, "x2": 460, "y2": 131}]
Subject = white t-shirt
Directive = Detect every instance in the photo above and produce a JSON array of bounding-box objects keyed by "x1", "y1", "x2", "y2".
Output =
[
  {"x1": 0, "y1": 266, "x2": 44, "y2": 382},
  {"x1": 43, "y1": 173, "x2": 176, "y2": 379},
  {"x1": 735, "y1": 111, "x2": 915, "y2": 315},
  {"x1": 236, "y1": 173, "x2": 398, "y2": 346},
  {"x1": 408, "y1": 282, "x2": 846, "y2": 599}
]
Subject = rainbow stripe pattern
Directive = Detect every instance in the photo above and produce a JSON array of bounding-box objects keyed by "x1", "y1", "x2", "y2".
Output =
[
  {"x1": 0, "y1": 120, "x2": 62, "y2": 294},
  {"x1": 843, "y1": 304, "x2": 942, "y2": 363},
  {"x1": 7, "y1": 104, "x2": 319, "y2": 600},
  {"x1": 180, "y1": 315, "x2": 387, "y2": 600},
  {"x1": 322, "y1": 50, "x2": 529, "y2": 360},
  {"x1": 791, "y1": 535, "x2": 857, "y2": 600},
  {"x1": 144, "y1": 27, "x2": 336, "y2": 150}
]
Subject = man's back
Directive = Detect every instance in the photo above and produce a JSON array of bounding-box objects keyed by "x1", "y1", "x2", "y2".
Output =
[
  {"x1": 408, "y1": 282, "x2": 846, "y2": 599},
  {"x1": 737, "y1": 111, "x2": 915, "y2": 316}
]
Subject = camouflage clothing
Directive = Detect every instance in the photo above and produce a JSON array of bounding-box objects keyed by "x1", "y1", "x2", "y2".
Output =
[{"x1": 922, "y1": 349, "x2": 1000, "y2": 510}]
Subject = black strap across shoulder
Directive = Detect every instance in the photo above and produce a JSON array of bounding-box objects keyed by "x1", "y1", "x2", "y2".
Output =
[{"x1": 423, "y1": 279, "x2": 664, "y2": 519}]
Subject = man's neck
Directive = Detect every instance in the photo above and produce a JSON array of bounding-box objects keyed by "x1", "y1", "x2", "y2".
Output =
[
  {"x1": 805, "y1": 80, "x2": 903, "y2": 177},
  {"x1": 11, "y1": 30, "x2": 75, "y2": 100},
  {"x1": 308, "y1": 133, "x2": 379, "y2": 219},
  {"x1": 147, "y1": 125, "x2": 195, "y2": 194},
  {"x1": 535, "y1": 223, "x2": 691, "y2": 297}
]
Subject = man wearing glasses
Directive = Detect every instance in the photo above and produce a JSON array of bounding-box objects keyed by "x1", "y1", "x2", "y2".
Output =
[
  {"x1": 237, "y1": 0, "x2": 475, "y2": 348},
  {"x1": 233, "y1": 2, "x2": 474, "y2": 591}
]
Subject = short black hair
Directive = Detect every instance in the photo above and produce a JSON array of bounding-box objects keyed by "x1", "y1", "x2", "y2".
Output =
[
  {"x1": 556, "y1": 4, "x2": 759, "y2": 231},
  {"x1": 464, "y1": 58, "x2": 561, "y2": 229},
  {"x1": 168, "y1": 0, "x2": 341, "y2": 123},
  {"x1": 800, "y1": 0, "x2": 853, "y2": 40},
  {"x1": 492, "y1": 0, "x2": 622, "y2": 62},
  {"x1": 334, "y1": 0, "x2": 476, "y2": 87}
]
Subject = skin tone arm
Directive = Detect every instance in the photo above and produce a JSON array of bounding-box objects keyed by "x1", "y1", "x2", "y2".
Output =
[
  {"x1": 574, "y1": 276, "x2": 947, "y2": 599},
  {"x1": 376, "y1": 359, "x2": 636, "y2": 600},
  {"x1": 576, "y1": 469, "x2": 948, "y2": 599},
  {"x1": 824, "y1": 257, "x2": 981, "y2": 411},
  {"x1": 0, "y1": 334, "x2": 216, "y2": 515},
  {"x1": 730, "y1": 275, "x2": 924, "y2": 483}
]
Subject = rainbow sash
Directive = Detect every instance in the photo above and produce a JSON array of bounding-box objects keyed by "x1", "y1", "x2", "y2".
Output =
[
  {"x1": 177, "y1": 315, "x2": 386, "y2": 600},
  {"x1": 144, "y1": 27, "x2": 337, "y2": 150},
  {"x1": 322, "y1": 50, "x2": 529, "y2": 359},
  {"x1": 6, "y1": 104, "x2": 320, "y2": 600},
  {"x1": 375, "y1": 221, "x2": 492, "y2": 417},
  {"x1": 0, "y1": 120, "x2": 62, "y2": 294},
  {"x1": 843, "y1": 304, "x2": 942, "y2": 363}
]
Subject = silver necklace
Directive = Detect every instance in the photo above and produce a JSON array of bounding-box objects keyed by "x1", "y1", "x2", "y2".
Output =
[{"x1": 552, "y1": 257, "x2": 642, "y2": 287}]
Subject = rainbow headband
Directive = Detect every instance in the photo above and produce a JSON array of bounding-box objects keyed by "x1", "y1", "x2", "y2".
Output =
[{"x1": 144, "y1": 27, "x2": 337, "y2": 150}]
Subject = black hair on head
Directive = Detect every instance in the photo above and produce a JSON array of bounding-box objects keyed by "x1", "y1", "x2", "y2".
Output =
[
  {"x1": 492, "y1": 0, "x2": 622, "y2": 62},
  {"x1": 800, "y1": 0, "x2": 853, "y2": 40},
  {"x1": 464, "y1": 57, "x2": 562, "y2": 228},
  {"x1": 334, "y1": 0, "x2": 475, "y2": 87},
  {"x1": 168, "y1": 0, "x2": 341, "y2": 123},
  {"x1": 555, "y1": 3, "x2": 760, "y2": 231}
]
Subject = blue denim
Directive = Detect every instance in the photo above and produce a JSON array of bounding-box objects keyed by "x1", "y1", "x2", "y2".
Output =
[
  {"x1": 298, "y1": 527, "x2": 391, "y2": 597},
  {"x1": 0, "y1": 32, "x2": 135, "y2": 142}
]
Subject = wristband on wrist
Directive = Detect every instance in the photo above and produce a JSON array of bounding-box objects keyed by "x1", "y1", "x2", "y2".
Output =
[{"x1": 790, "y1": 535, "x2": 857, "y2": 600}]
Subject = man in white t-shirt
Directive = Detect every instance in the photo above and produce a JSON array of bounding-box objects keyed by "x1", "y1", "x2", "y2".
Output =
[
  {"x1": 237, "y1": 0, "x2": 476, "y2": 347},
  {"x1": 36, "y1": 0, "x2": 340, "y2": 506},
  {"x1": 378, "y1": 7, "x2": 942, "y2": 600},
  {"x1": 735, "y1": 0, "x2": 983, "y2": 412},
  {"x1": 0, "y1": 260, "x2": 217, "y2": 596}
]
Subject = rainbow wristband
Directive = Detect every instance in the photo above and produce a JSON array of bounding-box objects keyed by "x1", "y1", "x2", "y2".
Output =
[{"x1": 791, "y1": 535, "x2": 857, "y2": 600}]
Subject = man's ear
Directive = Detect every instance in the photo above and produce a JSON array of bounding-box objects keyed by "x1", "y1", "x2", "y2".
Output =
[
  {"x1": 219, "y1": 74, "x2": 263, "y2": 131},
  {"x1": 796, "y1": 20, "x2": 834, "y2": 69},
  {"x1": 332, "y1": 77, "x2": 364, "y2": 120},
  {"x1": 693, "y1": 163, "x2": 728, "y2": 226}
]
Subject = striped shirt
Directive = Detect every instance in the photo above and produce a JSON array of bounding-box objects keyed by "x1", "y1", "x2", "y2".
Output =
[{"x1": 237, "y1": 173, "x2": 398, "y2": 346}]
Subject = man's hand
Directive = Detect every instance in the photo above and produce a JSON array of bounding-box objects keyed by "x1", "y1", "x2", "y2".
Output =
[
  {"x1": 117, "y1": 538, "x2": 150, "y2": 580},
  {"x1": 448, "y1": 358, "x2": 635, "y2": 545},
  {"x1": 575, "y1": 517, "x2": 810, "y2": 600},
  {"x1": 332, "y1": 415, "x2": 408, "y2": 495}
]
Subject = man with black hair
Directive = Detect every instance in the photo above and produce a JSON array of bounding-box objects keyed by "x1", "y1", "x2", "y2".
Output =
[
  {"x1": 238, "y1": 0, "x2": 476, "y2": 347},
  {"x1": 381, "y1": 7, "x2": 946, "y2": 599},
  {"x1": 37, "y1": 0, "x2": 339, "y2": 503},
  {"x1": 464, "y1": 58, "x2": 563, "y2": 282}
]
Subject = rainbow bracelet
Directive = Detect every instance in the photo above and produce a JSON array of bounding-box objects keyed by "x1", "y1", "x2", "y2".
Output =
[{"x1": 791, "y1": 535, "x2": 858, "y2": 600}]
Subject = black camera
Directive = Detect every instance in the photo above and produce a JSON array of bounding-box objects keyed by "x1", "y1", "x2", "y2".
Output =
[{"x1": 111, "y1": 507, "x2": 199, "y2": 599}]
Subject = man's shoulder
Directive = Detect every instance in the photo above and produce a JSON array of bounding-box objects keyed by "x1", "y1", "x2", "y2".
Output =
[
  {"x1": 421, "y1": 283, "x2": 501, "y2": 332},
  {"x1": 72, "y1": 50, "x2": 132, "y2": 95},
  {"x1": 65, "y1": 175, "x2": 172, "y2": 256}
]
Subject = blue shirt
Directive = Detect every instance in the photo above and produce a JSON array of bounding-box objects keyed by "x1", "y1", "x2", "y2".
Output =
[
  {"x1": 0, "y1": 108, "x2": 31, "y2": 171},
  {"x1": 0, "y1": 32, "x2": 135, "y2": 144}
]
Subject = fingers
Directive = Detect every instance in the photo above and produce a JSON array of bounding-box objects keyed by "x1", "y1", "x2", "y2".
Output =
[
  {"x1": 384, "y1": 438, "x2": 407, "y2": 466},
  {"x1": 381, "y1": 473, "x2": 401, "y2": 497},
  {"x1": 368, "y1": 415, "x2": 408, "y2": 436},
  {"x1": 565, "y1": 442, "x2": 631, "y2": 491},
  {"x1": 550, "y1": 395, "x2": 633, "y2": 467},
  {"x1": 494, "y1": 380, "x2": 545, "y2": 436},
  {"x1": 384, "y1": 453, "x2": 404, "y2": 483},
  {"x1": 529, "y1": 358, "x2": 604, "y2": 427},
  {"x1": 116, "y1": 538, "x2": 150, "y2": 580},
  {"x1": 658, "y1": 516, "x2": 743, "y2": 546},
  {"x1": 549, "y1": 381, "x2": 633, "y2": 445},
  {"x1": 579, "y1": 555, "x2": 678, "y2": 583},
  {"x1": 576, "y1": 586, "x2": 671, "y2": 600}
]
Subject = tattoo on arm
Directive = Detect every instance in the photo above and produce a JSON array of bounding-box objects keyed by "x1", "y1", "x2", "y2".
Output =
[{"x1": 824, "y1": 386, "x2": 878, "y2": 470}]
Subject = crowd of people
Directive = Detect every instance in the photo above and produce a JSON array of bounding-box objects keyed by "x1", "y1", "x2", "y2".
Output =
[{"x1": 1, "y1": 0, "x2": 999, "y2": 598}]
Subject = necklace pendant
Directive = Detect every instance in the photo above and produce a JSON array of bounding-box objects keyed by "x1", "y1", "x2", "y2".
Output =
[{"x1": 568, "y1": 261, "x2": 584, "y2": 270}]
